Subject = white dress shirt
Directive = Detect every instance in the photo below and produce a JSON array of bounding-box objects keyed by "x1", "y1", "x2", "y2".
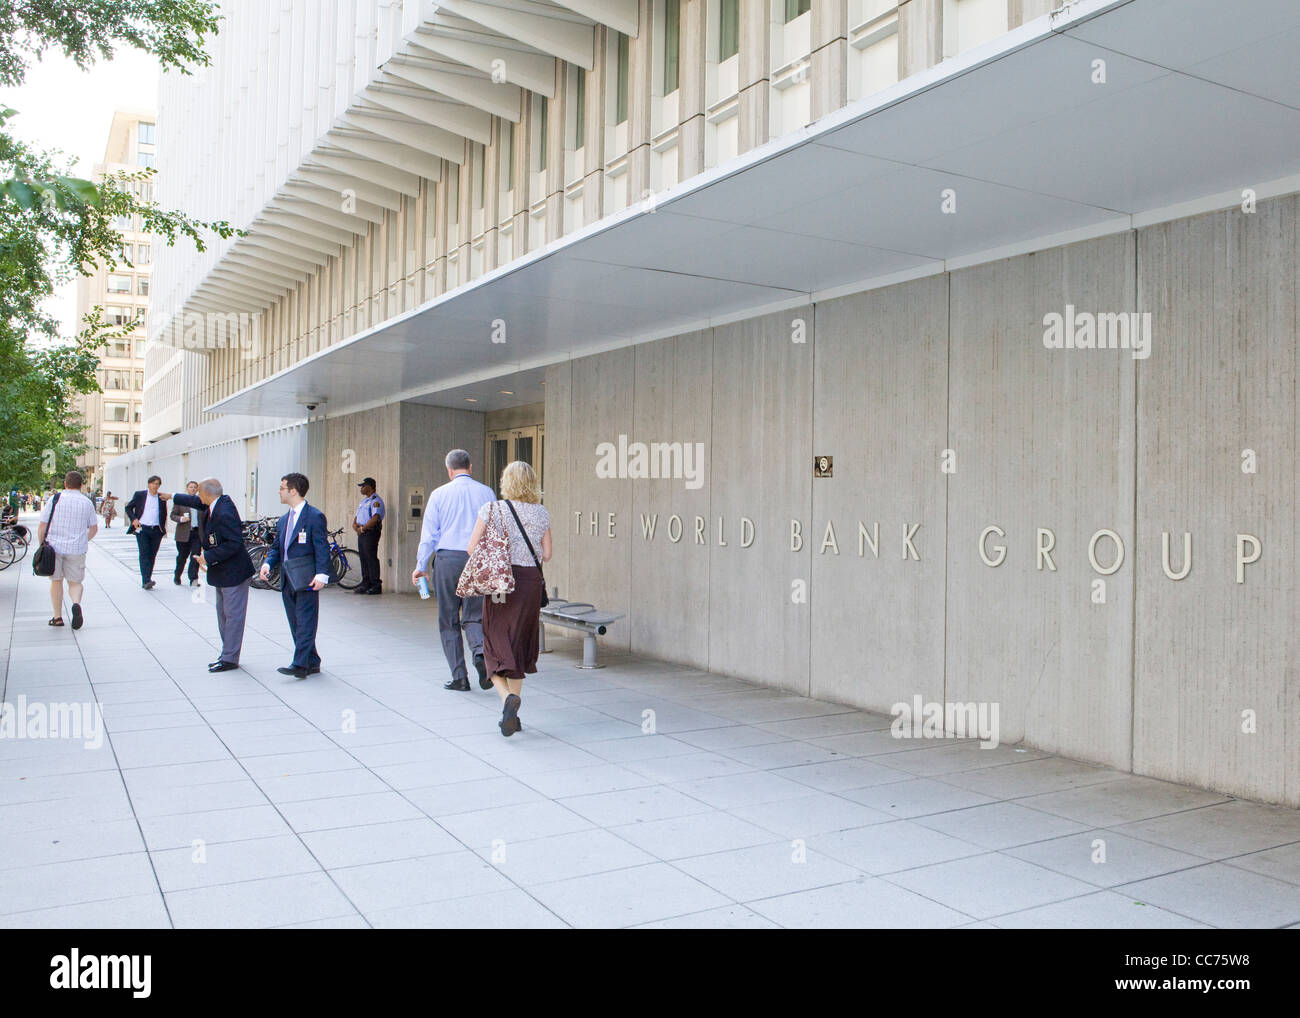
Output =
[{"x1": 140, "y1": 493, "x2": 161, "y2": 526}]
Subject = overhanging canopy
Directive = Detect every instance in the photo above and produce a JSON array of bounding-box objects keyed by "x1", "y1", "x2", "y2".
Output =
[{"x1": 210, "y1": 0, "x2": 1300, "y2": 418}]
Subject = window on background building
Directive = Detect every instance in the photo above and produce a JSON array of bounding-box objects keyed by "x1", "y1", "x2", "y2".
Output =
[
  {"x1": 106, "y1": 305, "x2": 129, "y2": 326},
  {"x1": 499, "y1": 121, "x2": 514, "y2": 193},
  {"x1": 135, "y1": 243, "x2": 151, "y2": 265},
  {"x1": 785, "y1": 0, "x2": 810, "y2": 21},
  {"x1": 107, "y1": 274, "x2": 131, "y2": 293},
  {"x1": 616, "y1": 32, "x2": 630, "y2": 124},
  {"x1": 573, "y1": 67, "x2": 586, "y2": 146},
  {"x1": 134, "y1": 404, "x2": 142, "y2": 423},
  {"x1": 664, "y1": 0, "x2": 680, "y2": 94},
  {"x1": 138, "y1": 122, "x2": 155, "y2": 145},
  {"x1": 137, "y1": 151, "x2": 155, "y2": 169},
  {"x1": 135, "y1": 371, "x2": 144, "y2": 390},
  {"x1": 133, "y1": 434, "x2": 140, "y2": 449},
  {"x1": 134, "y1": 306, "x2": 146, "y2": 322},
  {"x1": 720, "y1": 0, "x2": 740, "y2": 59},
  {"x1": 120, "y1": 242, "x2": 133, "y2": 263},
  {"x1": 534, "y1": 95, "x2": 548, "y2": 170},
  {"x1": 137, "y1": 277, "x2": 149, "y2": 296},
  {"x1": 473, "y1": 143, "x2": 485, "y2": 209},
  {"x1": 109, "y1": 338, "x2": 131, "y2": 359},
  {"x1": 104, "y1": 402, "x2": 129, "y2": 423},
  {"x1": 112, "y1": 213, "x2": 132, "y2": 230}
]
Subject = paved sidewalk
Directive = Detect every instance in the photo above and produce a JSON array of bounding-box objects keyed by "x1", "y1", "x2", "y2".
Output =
[{"x1": 3, "y1": 517, "x2": 1300, "y2": 929}]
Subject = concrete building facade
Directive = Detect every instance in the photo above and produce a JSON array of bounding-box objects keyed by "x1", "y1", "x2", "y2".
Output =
[{"x1": 108, "y1": 0, "x2": 1300, "y2": 807}]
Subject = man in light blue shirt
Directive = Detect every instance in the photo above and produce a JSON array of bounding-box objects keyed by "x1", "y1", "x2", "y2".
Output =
[{"x1": 412, "y1": 449, "x2": 497, "y2": 691}]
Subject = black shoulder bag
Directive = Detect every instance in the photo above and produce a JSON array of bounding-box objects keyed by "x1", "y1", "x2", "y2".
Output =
[
  {"x1": 32, "y1": 492, "x2": 61, "y2": 576},
  {"x1": 504, "y1": 500, "x2": 549, "y2": 607}
]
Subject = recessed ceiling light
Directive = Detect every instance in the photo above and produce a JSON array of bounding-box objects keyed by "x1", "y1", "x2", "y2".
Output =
[
  {"x1": 464, "y1": 397, "x2": 478, "y2": 403},
  {"x1": 498, "y1": 389, "x2": 514, "y2": 395}
]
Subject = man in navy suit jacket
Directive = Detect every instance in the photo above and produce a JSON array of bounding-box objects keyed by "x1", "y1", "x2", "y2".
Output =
[
  {"x1": 125, "y1": 476, "x2": 168, "y2": 588},
  {"x1": 262, "y1": 472, "x2": 331, "y2": 678},
  {"x1": 163, "y1": 478, "x2": 254, "y2": 673}
]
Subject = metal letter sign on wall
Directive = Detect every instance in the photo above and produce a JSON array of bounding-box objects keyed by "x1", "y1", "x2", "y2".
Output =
[{"x1": 814, "y1": 456, "x2": 833, "y2": 478}]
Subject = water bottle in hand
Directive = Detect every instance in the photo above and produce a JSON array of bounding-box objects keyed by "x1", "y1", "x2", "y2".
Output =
[{"x1": 418, "y1": 576, "x2": 430, "y2": 600}]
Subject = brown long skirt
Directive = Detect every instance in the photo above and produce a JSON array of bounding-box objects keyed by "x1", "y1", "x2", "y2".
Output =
[{"x1": 482, "y1": 565, "x2": 544, "y2": 680}]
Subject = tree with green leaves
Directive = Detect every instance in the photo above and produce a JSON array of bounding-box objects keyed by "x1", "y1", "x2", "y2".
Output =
[{"x1": 0, "y1": 0, "x2": 236, "y2": 494}]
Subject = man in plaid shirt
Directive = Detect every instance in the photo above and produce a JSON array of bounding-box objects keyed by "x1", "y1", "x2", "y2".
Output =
[{"x1": 36, "y1": 471, "x2": 99, "y2": 630}]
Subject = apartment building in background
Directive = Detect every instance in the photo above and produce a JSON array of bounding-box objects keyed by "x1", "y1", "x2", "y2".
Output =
[
  {"x1": 107, "y1": 0, "x2": 1300, "y2": 808},
  {"x1": 73, "y1": 109, "x2": 157, "y2": 490}
]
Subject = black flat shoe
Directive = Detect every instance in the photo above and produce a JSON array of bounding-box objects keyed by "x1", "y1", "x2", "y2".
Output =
[
  {"x1": 474, "y1": 654, "x2": 490, "y2": 689},
  {"x1": 143, "y1": 580, "x2": 156, "y2": 590},
  {"x1": 501, "y1": 694, "x2": 521, "y2": 737},
  {"x1": 70, "y1": 603, "x2": 83, "y2": 630},
  {"x1": 277, "y1": 665, "x2": 308, "y2": 678},
  {"x1": 444, "y1": 677, "x2": 471, "y2": 691},
  {"x1": 209, "y1": 661, "x2": 239, "y2": 673},
  {"x1": 173, "y1": 577, "x2": 182, "y2": 585}
]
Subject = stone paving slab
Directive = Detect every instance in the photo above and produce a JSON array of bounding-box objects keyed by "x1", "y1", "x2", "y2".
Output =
[{"x1": 2, "y1": 516, "x2": 1299, "y2": 928}]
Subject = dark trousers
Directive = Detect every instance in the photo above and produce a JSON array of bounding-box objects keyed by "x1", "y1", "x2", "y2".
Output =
[
  {"x1": 135, "y1": 525, "x2": 163, "y2": 583},
  {"x1": 174, "y1": 533, "x2": 200, "y2": 582},
  {"x1": 281, "y1": 583, "x2": 321, "y2": 670},
  {"x1": 433, "y1": 549, "x2": 483, "y2": 682},
  {"x1": 358, "y1": 526, "x2": 381, "y2": 590}
]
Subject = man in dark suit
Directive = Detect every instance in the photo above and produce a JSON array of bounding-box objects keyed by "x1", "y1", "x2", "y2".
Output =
[
  {"x1": 162, "y1": 478, "x2": 255, "y2": 673},
  {"x1": 125, "y1": 475, "x2": 168, "y2": 589},
  {"x1": 261, "y1": 472, "x2": 331, "y2": 678},
  {"x1": 170, "y1": 480, "x2": 203, "y2": 585}
]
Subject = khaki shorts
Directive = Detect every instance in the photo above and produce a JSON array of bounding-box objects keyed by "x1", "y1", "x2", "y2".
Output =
[{"x1": 51, "y1": 553, "x2": 87, "y2": 582}]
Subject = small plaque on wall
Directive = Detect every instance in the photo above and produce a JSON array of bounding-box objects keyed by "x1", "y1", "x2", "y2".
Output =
[{"x1": 814, "y1": 455, "x2": 833, "y2": 478}]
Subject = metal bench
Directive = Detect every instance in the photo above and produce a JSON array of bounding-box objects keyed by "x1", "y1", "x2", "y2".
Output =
[{"x1": 539, "y1": 594, "x2": 625, "y2": 669}]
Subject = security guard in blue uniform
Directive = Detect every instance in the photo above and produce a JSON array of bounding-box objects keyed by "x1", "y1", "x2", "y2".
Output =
[{"x1": 353, "y1": 477, "x2": 385, "y2": 594}]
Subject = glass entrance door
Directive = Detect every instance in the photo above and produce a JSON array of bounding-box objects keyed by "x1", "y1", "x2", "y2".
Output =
[
  {"x1": 486, "y1": 426, "x2": 542, "y2": 496},
  {"x1": 486, "y1": 434, "x2": 510, "y2": 495}
]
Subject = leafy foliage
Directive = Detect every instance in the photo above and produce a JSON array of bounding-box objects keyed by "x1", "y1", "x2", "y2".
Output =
[{"x1": 0, "y1": 0, "x2": 234, "y2": 494}]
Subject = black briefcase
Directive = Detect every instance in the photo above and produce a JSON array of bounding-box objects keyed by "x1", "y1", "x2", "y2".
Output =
[{"x1": 281, "y1": 555, "x2": 319, "y2": 592}]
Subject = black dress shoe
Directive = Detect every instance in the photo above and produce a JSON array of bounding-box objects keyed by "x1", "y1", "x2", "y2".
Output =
[
  {"x1": 277, "y1": 665, "x2": 309, "y2": 678},
  {"x1": 173, "y1": 576, "x2": 182, "y2": 585},
  {"x1": 474, "y1": 654, "x2": 490, "y2": 689},
  {"x1": 143, "y1": 580, "x2": 156, "y2": 590},
  {"x1": 208, "y1": 661, "x2": 239, "y2": 673},
  {"x1": 444, "y1": 677, "x2": 471, "y2": 691},
  {"x1": 307, "y1": 666, "x2": 320, "y2": 675},
  {"x1": 366, "y1": 587, "x2": 382, "y2": 595},
  {"x1": 352, "y1": 586, "x2": 369, "y2": 594}
]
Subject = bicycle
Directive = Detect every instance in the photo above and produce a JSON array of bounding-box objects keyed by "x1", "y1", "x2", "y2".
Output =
[
  {"x1": 244, "y1": 517, "x2": 281, "y2": 590},
  {"x1": 326, "y1": 528, "x2": 363, "y2": 590},
  {"x1": 0, "y1": 522, "x2": 29, "y2": 569},
  {"x1": 247, "y1": 542, "x2": 280, "y2": 591}
]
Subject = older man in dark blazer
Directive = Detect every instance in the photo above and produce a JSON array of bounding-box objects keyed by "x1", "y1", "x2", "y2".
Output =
[{"x1": 162, "y1": 478, "x2": 254, "y2": 673}]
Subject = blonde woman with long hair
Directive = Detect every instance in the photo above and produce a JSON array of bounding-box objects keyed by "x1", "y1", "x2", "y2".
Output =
[{"x1": 466, "y1": 460, "x2": 551, "y2": 736}]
